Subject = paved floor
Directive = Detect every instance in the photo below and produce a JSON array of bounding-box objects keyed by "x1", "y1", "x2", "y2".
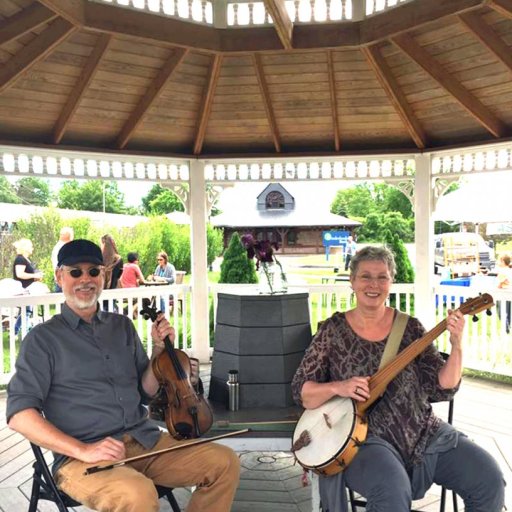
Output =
[{"x1": 1, "y1": 374, "x2": 511, "y2": 511}]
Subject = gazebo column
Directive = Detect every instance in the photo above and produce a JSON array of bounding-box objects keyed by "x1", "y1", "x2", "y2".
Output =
[
  {"x1": 189, "y1": 159, "x2": 210, "y2": 362},
  {"x1": 414, "y1": 154, "x2": 435, "y2": 328}
]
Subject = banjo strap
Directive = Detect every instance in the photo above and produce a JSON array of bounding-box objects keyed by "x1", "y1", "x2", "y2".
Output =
[{"x1": 378, "y1": 310, "x2": 409, "y2": 370}]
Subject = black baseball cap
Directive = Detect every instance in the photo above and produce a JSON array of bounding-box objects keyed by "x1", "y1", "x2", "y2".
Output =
[{"x1": 57, "y1": 239, "x2": 104, "y2": 267}]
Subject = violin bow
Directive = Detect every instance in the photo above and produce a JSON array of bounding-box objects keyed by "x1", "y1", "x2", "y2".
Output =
[{"x1": 84, "y1": 429, "x2": 250, "y2": 475}]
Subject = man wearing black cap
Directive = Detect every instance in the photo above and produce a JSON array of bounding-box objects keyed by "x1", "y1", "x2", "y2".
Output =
[{"x1": 6, "y1": 239, "x2": 240, "y2": 512}]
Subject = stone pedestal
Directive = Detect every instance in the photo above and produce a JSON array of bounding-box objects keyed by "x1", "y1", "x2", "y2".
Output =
[{"x1": 209, "y1": 290, "x2": 311, "y2": 408}]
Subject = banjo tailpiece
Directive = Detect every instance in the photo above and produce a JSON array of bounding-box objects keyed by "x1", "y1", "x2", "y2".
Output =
[{"x1": 292, "y1": 430, "x2": 311, "y2": 452}]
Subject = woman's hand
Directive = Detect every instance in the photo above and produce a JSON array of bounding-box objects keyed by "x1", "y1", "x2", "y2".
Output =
[
  {"x1": 446, "y1": 308, "x2": 465, "y2": 349},
  {"x1": 331, "y1": 376, "x2": 370, "y2": 402}
]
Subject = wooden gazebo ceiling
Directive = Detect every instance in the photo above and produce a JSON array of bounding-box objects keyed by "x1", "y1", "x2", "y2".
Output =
[{"x1": 1, "y1": 0, "x2": 512, "y2": 157}]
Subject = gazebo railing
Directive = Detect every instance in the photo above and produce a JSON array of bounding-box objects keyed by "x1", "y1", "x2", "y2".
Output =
[{"x1": 1, "y1": 283, "x2": 510, "y2": 385}]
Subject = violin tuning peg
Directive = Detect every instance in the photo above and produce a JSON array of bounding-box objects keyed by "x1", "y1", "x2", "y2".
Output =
[{"x1": 472, "y1": 314, "x2": 479, "y2": 322}]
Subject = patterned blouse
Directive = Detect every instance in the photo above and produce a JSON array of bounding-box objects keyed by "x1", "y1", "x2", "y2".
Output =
[{"x1": 291, "y1": 311, "x2": 459, "y2": 469}]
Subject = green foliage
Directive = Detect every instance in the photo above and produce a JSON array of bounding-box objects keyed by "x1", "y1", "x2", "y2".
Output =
[
  {"x1": 219, "y1": 232, "x2": 258, "y2": 284},
  {"x1": 382, "y1": 229, "x2": 415, "y2": 283},
  {"x1": 331, "y1": 183, "x2": 413, "y2": 220},
  {"x1": 10, "y1": 209, "x2": 62, "y2": 289},
  {"x1": 1, "y1": 209, "x2": 224, "y2": 283},
  {"x1": 331, "y1": 184, "x2": 375, "y2": 218},
  {"x1": 15, "y1": 177, "x2": 51, "y2": 206},
  {"x1": 357, "y1": 211, "x2": 414, "y2": 243},
  {"x1": 331, "y1": 183, "x2": 414, "y2": 242},
  {"x1": 206, "y1": 225, "x2": 223, "y2": 267},
  {"x1": 0, "y1": 176, "x2": 20, "y2": 203},
  {"x1": 141, "y1": 184, "x2": 185, "y2": 215},
  {"x1": 57, "y1": 180, "x2": 126, "y2": 213}
]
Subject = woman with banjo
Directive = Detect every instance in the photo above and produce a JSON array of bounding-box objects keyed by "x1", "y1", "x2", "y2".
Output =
[{"x1": 291, "y1": 246, "x2": 505, "y2": 512}]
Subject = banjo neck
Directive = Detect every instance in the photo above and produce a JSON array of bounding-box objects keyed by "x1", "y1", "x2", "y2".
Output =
[{"x1": 358, "y1": 293, "x2": 494, "y2": 415}]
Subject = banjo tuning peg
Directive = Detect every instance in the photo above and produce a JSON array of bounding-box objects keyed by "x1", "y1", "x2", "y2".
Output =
[
  {"x1": 486, "y1": 309, "x2": 492, "y2": 316},
  {"x1": 472, "y1": 314, "x2": 479, "y2": 322}
]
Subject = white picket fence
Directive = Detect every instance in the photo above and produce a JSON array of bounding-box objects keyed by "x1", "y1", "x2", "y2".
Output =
[{"x1": 1, "y1": 283, "x2": 511, "y2": 385}]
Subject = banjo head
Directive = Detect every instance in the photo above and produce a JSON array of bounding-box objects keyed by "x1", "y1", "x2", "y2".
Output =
[{"x1": 292, "y1": 396, "x2": 357, "y2": 469}]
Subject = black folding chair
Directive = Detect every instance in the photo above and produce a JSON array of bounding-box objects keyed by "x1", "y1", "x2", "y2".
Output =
[{"x1": 29, "y1": 443, "x2": 181, "y2": 511}]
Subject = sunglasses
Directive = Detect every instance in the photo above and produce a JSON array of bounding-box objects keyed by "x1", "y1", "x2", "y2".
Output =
[{"x1": 62, "y1": 267, "x2": 102, "y2": 278}]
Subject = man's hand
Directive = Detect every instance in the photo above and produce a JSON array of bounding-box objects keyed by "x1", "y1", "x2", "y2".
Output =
[
  {"x1": 77, "y1": 437, "x2": 126, "y2": 463},
  {"x1": 151, "y1": 313, "x2": 175, "y2": 354}
]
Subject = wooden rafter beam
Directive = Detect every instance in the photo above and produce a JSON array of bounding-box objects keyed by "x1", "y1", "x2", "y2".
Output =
[
  {"x1": 117, "y1": 48, "x2": 188, "y2": 149},
  {"x1": 488, "y1": 0, "x2": 512, "y2": 19},
  {"x1": 392, "y1": 32, "x2": 508, "y2": 138},
  {"x1": 0, "y1": 17, "x2": 76, "y2": 94},
  {"x1": 263, "y1": 0, "x2": 293, "y2": 50},
  {"x1": 81, "y1": 0, "x2": 487, "y2": 52},
  {"x1": 361, "y1": 0, "x2": 487, "y2": 45},
  {"x1": 36, "y1": 0, "x2": 85, "y2": 26},
  {"x1": 0, "y1": 3, "x2": 57, "y2": 47},
  {"x1": 53, "y1": 33, "x2": 112, "y2": 144},
  {"x1": 193, "y1": 54, "x2": 223, "y2": 156},
  {"x1": 459, "y1": 11, "x2": 512, "y2": 74},
  {"x1": 254, "y1": 53, "x2": 281, "y2": 153},
  {"x1": 362, "y1": 44, "x2": 427, "y2": 149},
  {"x1": 326, "y1": 50, "x2": 341, "y2": 152}
]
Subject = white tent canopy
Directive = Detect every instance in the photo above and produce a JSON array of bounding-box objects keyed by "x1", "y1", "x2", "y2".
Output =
[{"x1": 433, "y1": 172, "x2": 512, "y2": 224}]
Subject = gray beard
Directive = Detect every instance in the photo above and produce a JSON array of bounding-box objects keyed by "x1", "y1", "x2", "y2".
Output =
[{"x1": 66, "y1": 287, "x2": 102, "y2": 310}]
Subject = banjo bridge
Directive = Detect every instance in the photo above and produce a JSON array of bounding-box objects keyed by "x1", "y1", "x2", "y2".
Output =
[{"x1": 323, "y1": 413, "x2": 332, "y2": 429}]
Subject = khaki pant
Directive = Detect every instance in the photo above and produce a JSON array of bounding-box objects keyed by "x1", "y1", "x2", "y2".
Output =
[{"x1": 55, "y1": 433, "x2": 240, "y2": 512}]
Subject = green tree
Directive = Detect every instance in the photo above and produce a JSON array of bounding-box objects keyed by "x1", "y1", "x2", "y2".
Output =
[
  {"x1": 15, "y1": 177, "x2": 51, "y2": 206},
  {"x1": 382, "y1": 229, "x2": 415, "y2": 283},
  {"x1": 381, "y1": 211, "x2": 414, "y2": 242},
  {"x1": 142, "y1": 184, "x2": 184, "y2": 215},
  {"x1": 376, "y1": 183, "x2": 413, "y2": 219},
  {"x1": 331, "y1": 184, "x2": 375, "y2": 218},
  {"x1": 219, "y1": 232, "x2": 257, "y2": 284},
  {"x1": 57, "y1": 180, "x2": 126, "y2": 213},
  {"x1": 0, "y1": 176, "x2": 20, "y2": 203},
  {"x1": 207, "y1": 225, "x2": 223, "y2": 268}
]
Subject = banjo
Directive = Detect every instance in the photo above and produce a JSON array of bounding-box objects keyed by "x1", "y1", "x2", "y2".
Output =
[{"x1": 291, "y1": 293, "x2": 494, "y2": 476}]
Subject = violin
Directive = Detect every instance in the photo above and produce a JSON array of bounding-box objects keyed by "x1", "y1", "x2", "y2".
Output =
[{"x1": 141, "y1": 299, "x2": 213, "y2": 440}]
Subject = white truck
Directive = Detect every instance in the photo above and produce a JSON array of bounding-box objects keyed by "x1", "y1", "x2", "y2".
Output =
[{"x1": 434, "y1": 232, "x2": 495, "y2": 276}]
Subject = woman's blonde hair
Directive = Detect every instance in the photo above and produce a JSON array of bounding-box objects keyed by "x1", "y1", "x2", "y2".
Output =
[
  {"x1": 158, "y1": 251, "x2": 168, "y2": 263},
  {"x1": 13, "y1": 238, "x2": 33, "y2": 256}
]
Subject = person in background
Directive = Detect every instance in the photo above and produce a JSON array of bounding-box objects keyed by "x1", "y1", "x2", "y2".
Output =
[
  {"x1": 292, "y1": 245, "x2": 505, "y2": 512},
  {"x1": 496, "y1": 253, "x2": 512, "y2": 334},
  {"x1": 51, "y1": 227, "x2": 74, "y2": 292},
  {"x1": 12, "y1": 238, "x2": 43, "y2": 335},
  {"x1": 100, "y1": 234, "x2": 123, "y2": 290},
  {"x1": 344, "y1": 235, "x2": 357, "y2": 272},
  {"x1": 121, "y1": 252, "x2": 144, "y2": 288},
  {"x1": 7, "y1": 239, "x2": 240, "y2": 512},
  {"x1": 148, "y1": 251, "x2": 175, "y2": 285},
  {"x1": 147, "y1": 251, "x2": 176, "y2": 313},
  {"x1": 100, "y1": 234, "x2": 123, "y2": 312}
]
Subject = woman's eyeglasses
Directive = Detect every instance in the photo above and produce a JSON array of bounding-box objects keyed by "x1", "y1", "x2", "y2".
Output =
[
  {"x1": 157, "y1": 258, "x2": 164, "y2": 261},
  {"x1": 62, "y1": 267, "x2": 102, "y2": 278}
]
